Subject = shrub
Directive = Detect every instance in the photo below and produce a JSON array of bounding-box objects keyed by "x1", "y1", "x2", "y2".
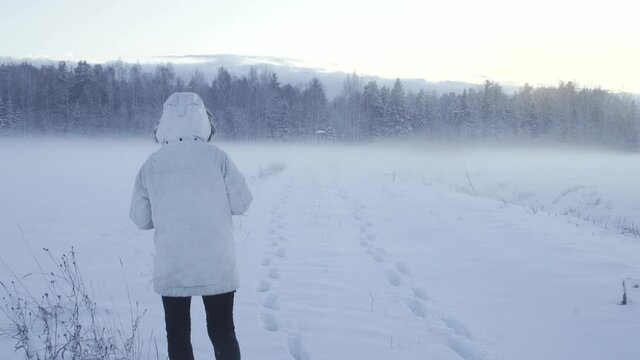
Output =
[{"x1": 0, "y1": 248, "x2": 150, "y2": 360}]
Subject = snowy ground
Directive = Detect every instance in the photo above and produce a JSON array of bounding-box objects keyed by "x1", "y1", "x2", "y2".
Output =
[{"x1": 1, "y1": 138, "x2": 639, "y2": 360}]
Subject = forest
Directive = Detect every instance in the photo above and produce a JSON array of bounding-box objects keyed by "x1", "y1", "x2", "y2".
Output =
[{"x1": 0, "y1": 60, "x2": 638, "y2": 148}]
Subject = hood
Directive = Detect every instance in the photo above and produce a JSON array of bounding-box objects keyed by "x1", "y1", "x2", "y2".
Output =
[{"x1": 155, "y1": 92, "x2": 212, "y2": 144}]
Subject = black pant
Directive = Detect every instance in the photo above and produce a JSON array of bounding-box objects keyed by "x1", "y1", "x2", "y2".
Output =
[{"x1": 162, "y1": 292, "x2": 240, "y2": 360}]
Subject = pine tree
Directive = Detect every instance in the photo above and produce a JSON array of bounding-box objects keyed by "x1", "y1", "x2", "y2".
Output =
[
  {"x1": 480, "y1": 80, "x2": 508, "y2": 138},
  {"x1": 378, "y1": 85, "x2": 390, "y2": 136},
  {"x1": 302, "y1": 78, "x2": 328, "y2": 136},
  {"x1": 362, "y1": 81, "x2": 383, "y2": 140},
  {"x1": 55, "y1": 61, "x2": 71, "y2": 129},
  {"x1": 3, "y1": 96, "x2": 22, "y2": 134},
  {"x1": 212, "y1": 67, "x2": 235, "y2": 137},
  {"x1": 154, "y1": 64, "x2": 176, "y2": 108},
  {"x1": 341, "y1": 73, "x2": 363, "y2": 141},
  {"x1": 387, "y1": 79, "x2": 408, "y2": 135},
  {"x1": 0, "y1": 97, "x2": 7, "y2": 132},
  {"x1": 409, "y1": 89, "x2": 426, "y2": 133},
  {"x1": 518, "y1": 84, "x2": 540, "y2": 138}
]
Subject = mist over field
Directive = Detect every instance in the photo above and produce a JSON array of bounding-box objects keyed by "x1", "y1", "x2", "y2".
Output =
[{"x1": 1, "y1": 137, "x2": 639, "y2": 360}]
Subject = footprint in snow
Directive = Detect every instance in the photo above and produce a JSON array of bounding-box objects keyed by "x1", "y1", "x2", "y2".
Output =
[
  {"x1": 261, "y1": 257, "x2": 272, "y2": 266},
  {"x1": 442, "y1": 316, "x2": 474, "y2": 339},
  {"x1": 256, "y1": 280, "x2": 271, "y2": 292},
  {"x1": 262, "y1": 293, "x2": 280, "y2": 310},
  {"x1": 395, "y1": 261, "x2": 412, "y2": 275},
  {"x1": 268, "y1": 267, "x2": 280, "y2": 279},
  {"x1": 369, "y1": 250, "x2": 386, "y2": 263},
  {"x1": 260, "y1": 312, "x2": 279, "y2": 332},
  {"x1": 385, "y1": 269, "x2": 402, "y2": 286},
  {"x1": 278, "y1": 235, "x2": 287, "y2": 242},
  {"x1": 407, "y1": 298, "x2": 427, "y2": 318},
  {"x1": 411, "y1": 287, "x2": 429, "y2": 301},
  {"x1": 444, "y1": 335, "x2": 492, "y2": 360},
  {"x1": 287, "y1": 332, "x2": 311, "y2": 360},
  {"x1": 275, "y1": 247, "x2": 286, "y2": 258}
]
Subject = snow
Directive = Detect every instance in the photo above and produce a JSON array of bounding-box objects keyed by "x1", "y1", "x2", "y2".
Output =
[{"x1": 1, "y1": 138, "x2": 639, "y2": 360}]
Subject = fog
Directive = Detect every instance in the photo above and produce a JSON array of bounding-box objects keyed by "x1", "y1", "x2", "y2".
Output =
[{"x1": 2, "y1": 136, "x2": 638, "y2": 238}]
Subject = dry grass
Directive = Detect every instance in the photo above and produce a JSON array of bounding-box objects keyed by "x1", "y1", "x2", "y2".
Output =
[{"x1": 0, "y1": 247, "x2": 153, "y2": 360}]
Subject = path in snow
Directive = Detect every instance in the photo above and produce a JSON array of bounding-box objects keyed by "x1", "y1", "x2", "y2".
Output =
[{"x1": 239, "y1": 162, "x2": 500, "y2": 360}]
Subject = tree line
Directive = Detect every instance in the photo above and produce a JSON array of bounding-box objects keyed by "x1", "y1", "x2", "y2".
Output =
[{"x1": 0, "y1": 61, "x2": 638, "y2": 148}]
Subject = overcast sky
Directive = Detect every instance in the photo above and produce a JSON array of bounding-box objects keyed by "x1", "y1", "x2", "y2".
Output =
[{"x1": 1, "y1": 0, "x2": 639, "y2": 92}]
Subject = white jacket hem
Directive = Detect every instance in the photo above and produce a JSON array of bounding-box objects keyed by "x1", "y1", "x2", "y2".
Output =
[{"x1": 155, "y1": 283, "x2": 239, "y2": 297}]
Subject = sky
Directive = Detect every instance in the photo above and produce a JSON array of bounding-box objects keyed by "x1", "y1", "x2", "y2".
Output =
[{"x1": 1, "y1": 0, "x2": 639, "y2": 92}]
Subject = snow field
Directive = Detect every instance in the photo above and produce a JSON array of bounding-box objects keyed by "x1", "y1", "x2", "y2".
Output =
[{"x1": 1, "y1": 139, "x2": 639, "y2": 360}]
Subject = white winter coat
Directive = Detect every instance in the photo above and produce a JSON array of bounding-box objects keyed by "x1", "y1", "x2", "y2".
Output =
[{"x1": 129, "y1": 92, "x2": 252, "y2": 297}]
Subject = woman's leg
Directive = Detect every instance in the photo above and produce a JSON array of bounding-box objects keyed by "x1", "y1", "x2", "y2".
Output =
[
  {"x1": 202, "y1": 292, "x2": 241, "y2": 360},
  {"x1": 162, "y1": 296, "x2": 194, "y2": 360}
]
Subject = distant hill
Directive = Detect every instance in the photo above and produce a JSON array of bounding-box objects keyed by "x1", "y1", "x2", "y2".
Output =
[
  {"x1": 7, "y1": 54, "x2": 636, "y2": 99},
  {"x1": 0, "y1": 54, "x2": 490, "y2": 98},
  {"x1": 148, "y1": 54, "x2": 490, "y2": 98}
]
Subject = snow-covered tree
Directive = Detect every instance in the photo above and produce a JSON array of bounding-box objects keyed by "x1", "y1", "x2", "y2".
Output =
[
  {"x1": 0, "y1": 59, "x2": 637, "y2": 147},
  {"x1": 362, "y1": 81, "x2": 384, "y2": 139},
  {"x1": 386, "y1": 79, "x2": 408, "y2": 135},
  {"x1": 302, "y1": 78, "x2": 328, "y2": 136}
]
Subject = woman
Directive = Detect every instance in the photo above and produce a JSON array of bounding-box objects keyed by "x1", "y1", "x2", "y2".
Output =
[{"x1": 130, "y1": 92, "x2": 252, "y2": 360}]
